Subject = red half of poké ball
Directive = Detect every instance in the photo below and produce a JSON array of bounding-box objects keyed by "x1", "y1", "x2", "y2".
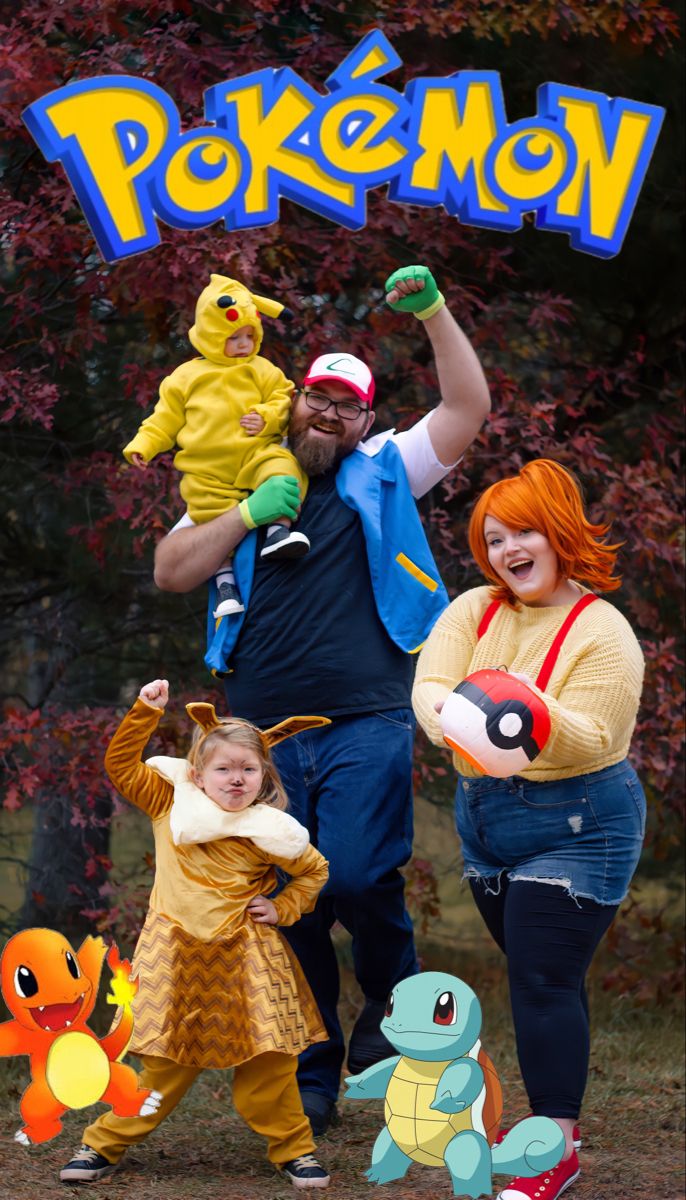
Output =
[{"x1": 440, "y1": 669, "x2": 551, "y2": 777}]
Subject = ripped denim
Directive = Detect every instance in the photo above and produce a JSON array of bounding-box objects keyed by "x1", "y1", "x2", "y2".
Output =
[{"x1": 455, "y1": 759, "x2": 646, "y2": 906}]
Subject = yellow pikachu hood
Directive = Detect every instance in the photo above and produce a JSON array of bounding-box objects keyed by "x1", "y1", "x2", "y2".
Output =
[{"x1": 188, "y1": 274, "x2": 289, "y2": 366}]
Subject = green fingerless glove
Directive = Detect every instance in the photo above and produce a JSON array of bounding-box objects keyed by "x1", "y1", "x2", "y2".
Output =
[
  {"x1": 385, "y1": 264, "x2": 445, "y2": 320},
  {"x1": 239, "y1": 475, "x2": 301, "y2": 529}
]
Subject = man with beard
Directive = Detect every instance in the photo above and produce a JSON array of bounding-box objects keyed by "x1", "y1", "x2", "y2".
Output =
[{"x1": 153, "y1": 266, "x2": 491, "y2": 1134}]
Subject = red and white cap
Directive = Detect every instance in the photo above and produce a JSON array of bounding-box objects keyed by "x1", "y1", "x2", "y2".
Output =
[{"x1": 303, "y1": 352, "x2": 375, "y2": 406}]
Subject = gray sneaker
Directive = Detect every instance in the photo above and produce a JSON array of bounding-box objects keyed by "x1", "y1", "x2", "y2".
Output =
[
  {"x1": 260, "y1": 527, "x2": 311, "y2": 560},
  {"x1": 59, "y1": 1144, "x2": 117, "y2": 1182},
  {"x1": 213, "y1": 579, "x2": 245, "y2": 618}
]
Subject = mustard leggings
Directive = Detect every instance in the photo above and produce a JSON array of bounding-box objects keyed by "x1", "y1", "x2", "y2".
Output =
[{"x1": 83, "y1": 1051, "x2": 315, "y2": 1166}]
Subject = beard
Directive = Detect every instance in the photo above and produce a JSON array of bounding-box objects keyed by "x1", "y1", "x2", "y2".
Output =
[{"x1": 288, "y1": 412, "x2": 353, "y2": 475}]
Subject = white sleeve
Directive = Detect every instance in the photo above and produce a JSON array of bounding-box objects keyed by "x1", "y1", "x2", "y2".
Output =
[{"x1": 390, "y1": 412, "x2": 460, "y2": 499}]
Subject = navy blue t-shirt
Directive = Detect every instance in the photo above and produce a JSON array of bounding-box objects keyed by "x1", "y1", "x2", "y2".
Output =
[{"x1": 225, "y1": 469, "x2": 415, "y2": 723}]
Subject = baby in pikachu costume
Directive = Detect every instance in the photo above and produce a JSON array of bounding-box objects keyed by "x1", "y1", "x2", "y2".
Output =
[{"x1": 124, "y1": 275, "x2": 310, "y2": 615}]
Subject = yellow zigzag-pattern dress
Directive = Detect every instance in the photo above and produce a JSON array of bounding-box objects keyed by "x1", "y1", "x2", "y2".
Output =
[{"x1": 107, "y1": 699, "x2": 328, "y2": 1070}]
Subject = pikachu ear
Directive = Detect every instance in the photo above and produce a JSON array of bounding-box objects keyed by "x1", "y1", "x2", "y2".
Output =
[
  {"x1": 250, "y1": 292, "x2": 291, "y2": 321},
  {"x1": 186, "y1": 702, "x2": 222, "y2": 733},
  {"x1": 262, "y1": 716, "x2": 331, "y2": 748}
]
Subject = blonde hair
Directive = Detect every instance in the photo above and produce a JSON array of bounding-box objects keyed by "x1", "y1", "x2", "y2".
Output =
[
  {"x1": 187, "y1": 720, "x2": 289, "y2": 811},
  {"x1": 469, "y1": 458, "x2": 622, "y2": 608}
]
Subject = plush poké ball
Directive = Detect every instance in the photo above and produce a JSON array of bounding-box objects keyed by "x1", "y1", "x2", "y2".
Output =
[{"x1": 440, "y1": 669, "x2": 551, "y2": 777}]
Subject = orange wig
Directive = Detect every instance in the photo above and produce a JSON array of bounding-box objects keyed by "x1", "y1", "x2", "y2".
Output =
[{"x1": 468, "y1": 459, "x2": 622, "y2": 608}]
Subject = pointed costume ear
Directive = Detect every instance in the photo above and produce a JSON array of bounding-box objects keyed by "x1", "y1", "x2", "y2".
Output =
[
  {"x1": 186, "y1": 702, "x2": 222, "y2": 733},
  {"x1": 262, "y1": 716, "x2": 331, "y2": 748},
  {"x1": 250, "y1": 292, "x2": 293, "y2": 321}
]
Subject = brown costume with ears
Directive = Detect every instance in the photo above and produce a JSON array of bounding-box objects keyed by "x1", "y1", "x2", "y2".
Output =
[{"x1": 98, "y1": 699, "x2": 329, "y2": 1069}]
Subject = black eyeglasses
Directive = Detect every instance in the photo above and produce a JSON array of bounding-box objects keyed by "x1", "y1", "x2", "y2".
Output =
[{"x1": 299, "y1": 388, "x2": 367, "y2": 422}]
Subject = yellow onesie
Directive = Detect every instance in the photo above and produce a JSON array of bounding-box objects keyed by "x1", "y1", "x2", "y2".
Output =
[{"x1": 123, "y1": 275, "x2": 308, "y2": 523}]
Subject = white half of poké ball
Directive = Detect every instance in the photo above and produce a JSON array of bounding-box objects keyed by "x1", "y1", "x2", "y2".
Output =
[{"x1": 439, "y1": 669, "x2": 552, "y2": 778}]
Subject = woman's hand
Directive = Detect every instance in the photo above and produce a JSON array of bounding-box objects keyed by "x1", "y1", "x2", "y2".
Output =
[
  {"x1": 139, "y1": 679, "x2": 169, "y2": 709},
  {"x1": 247, "y1": 895, "x2": 279, "y2": 925},
  {"x1": 130, "y1": 452, "x2": 148, "y2": 470},
  {"x1": 510, "y1": 671, "x2": 537, "y2": 689},
  {"x1": 434, "y1": 699, "x2": 445, "y2": 714}
]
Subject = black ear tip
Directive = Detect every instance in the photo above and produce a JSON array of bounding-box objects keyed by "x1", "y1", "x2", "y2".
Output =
[{"x1": 280, "y1": 307, "x2": 294, "y2": 323}]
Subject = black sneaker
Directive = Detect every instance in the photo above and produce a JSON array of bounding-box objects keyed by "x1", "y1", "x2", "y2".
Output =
[
  {"x1": 260, "y1": 527, "x2": 311, "y2": 560},
  {"x1": 300, "y1": 1090, "x2": 338, "y2": 1138},
  {"x1": 213, "y1": 579, "x2": 244, "y2": 618},
  {"x1": 59, "y1": 1144, "x2": 116, "y2": 1182},
  {"x1": 347, "y1": 998, "x2": 396, "y2": 1075},
  {"x1": 281, "y1": 1154, "x2": 331, "y2": 1189}
]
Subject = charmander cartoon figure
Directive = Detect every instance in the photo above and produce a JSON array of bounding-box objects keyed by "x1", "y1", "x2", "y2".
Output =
[
  {"x1": 0, "y1": 928, "x2": 160, "y2": 1145},
  {"x1": 123, "y1": 273, "x2": 311, "y2": 618}
]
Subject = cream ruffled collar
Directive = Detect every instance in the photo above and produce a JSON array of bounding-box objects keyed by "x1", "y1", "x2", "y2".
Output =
[{"x1": 146, "y1": 755, "x2": 309, "y2": 859}]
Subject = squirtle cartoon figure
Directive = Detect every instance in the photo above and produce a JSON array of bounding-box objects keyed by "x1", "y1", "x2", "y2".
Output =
[
  {"x1": 344, "y1": 972, "x2": 564, "y2": 1198},
  {"x1": 0, "y1": 928, "x2": 161, "y2": 1145}
]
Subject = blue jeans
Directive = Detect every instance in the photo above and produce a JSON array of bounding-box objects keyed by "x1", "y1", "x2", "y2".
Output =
[
  {"x1": 271, "y1": 711, "x2": 419, "y2": 1101},
  {"x1": 455, "y1": 759, "x2": 646, "y2": 905}
]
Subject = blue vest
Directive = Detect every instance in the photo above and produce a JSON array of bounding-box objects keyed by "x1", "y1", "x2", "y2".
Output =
[{"x1": 205, "y1": 438, "x2": 450, "y2": 675}]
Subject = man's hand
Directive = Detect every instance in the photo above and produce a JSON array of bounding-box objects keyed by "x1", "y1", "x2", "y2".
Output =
[
  {"x1": 139, "y1": 679, "x2": 169, "y2": 708},
  {"x1": 130, "y1": 452, "x2": 148, "y2": 470},
  {"x1": 240, "y1": 411, "x2": 266, "y2": 436},
  {"x1": 247, "y1": 895, "x2": 279, "y2": 924},
  {"x1": 239, "y1": 475, "x2": 301, "y2": 529},
  {"x1": 385, "y1": 265, "x2": 445, "y2": 320}
]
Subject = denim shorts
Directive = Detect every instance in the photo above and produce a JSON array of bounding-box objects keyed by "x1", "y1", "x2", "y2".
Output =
[{"x1": 455, "y1": 759, "x2": 646, "y2": 905}]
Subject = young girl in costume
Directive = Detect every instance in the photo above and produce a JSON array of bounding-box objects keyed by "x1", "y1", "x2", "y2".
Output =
[
  {"x1": 123, "y1": 275, "x2": 310, "y2": 617},
  {"x1": 60, "y1": 679, "x2": 332, "y2": 1190},
  {"x1": 412, "y1": 459, "x2": 646, "y2": 1200}
]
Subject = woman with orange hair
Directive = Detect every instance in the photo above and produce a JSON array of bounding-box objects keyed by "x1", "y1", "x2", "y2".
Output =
[{"x1": 412, "y1": 459, "x2": 646, "y2": 1200}]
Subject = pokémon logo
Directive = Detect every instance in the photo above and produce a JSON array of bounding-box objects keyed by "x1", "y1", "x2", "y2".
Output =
[{"x1": 22, "y1": 30, "x2": 664, "y2": 263}]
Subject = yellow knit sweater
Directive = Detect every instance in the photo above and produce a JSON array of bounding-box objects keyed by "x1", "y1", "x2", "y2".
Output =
[{"x1": 412, "y1": 585, "x2": 644, "y2": 781}]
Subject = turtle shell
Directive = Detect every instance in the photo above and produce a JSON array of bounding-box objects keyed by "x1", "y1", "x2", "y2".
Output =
[{"x1": 384, "y1": 1045, "x2": 503, "y2": 1166}]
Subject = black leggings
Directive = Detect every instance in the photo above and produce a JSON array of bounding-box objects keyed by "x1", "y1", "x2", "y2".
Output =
[{"x1": 470, "y1": 877, "x2": 617, "y2": 1118}]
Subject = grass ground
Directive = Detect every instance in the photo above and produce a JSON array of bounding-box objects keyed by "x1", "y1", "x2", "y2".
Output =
[
  {"x1": 1, "y1": 950, "x2": 684, "y2": 1200},
  {"x1": 1, "y1": 799, "x2": 684, "y2": 1198}
]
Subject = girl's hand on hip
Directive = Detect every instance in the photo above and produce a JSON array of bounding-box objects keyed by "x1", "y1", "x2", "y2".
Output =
[
  {"x1": 139, "y1": 679, "x2": 169, "y2": 708},
  {"x1": 247, "y1": 895, "x2": 278, "y2": 925}
]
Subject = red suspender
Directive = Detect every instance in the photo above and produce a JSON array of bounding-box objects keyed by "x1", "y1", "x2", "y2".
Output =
[
  {"x1": 534, "y1": 594, "x2": 598, "y2": 690},
  {"x1": 476, "y1": 600, "x2": 501, "y2": 639},
  {"x1": 477, "y1": 593, "x2": 598, "y2": 692}
]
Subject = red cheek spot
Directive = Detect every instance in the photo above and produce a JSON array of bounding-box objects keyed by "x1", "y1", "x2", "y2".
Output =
[{"x1": 225, "y1": 309, "x2": 239, "y2": 322}]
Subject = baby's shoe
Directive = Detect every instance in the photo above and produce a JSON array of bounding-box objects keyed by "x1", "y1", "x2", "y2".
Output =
[
  {"x1": 213, "y1": 580, "x2": 245, "y2": 618},
  {"x1": 261, "y1": 527, "x2": 310, "y2": 560}
]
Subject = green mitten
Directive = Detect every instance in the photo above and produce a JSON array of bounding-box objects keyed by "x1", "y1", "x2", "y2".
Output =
[
  {"x1": 385, "y1": 265, "x2": 445, "y2": 320},
  {"x1": 239, "y1": 475, "x2": 301, "y2": 529}
]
